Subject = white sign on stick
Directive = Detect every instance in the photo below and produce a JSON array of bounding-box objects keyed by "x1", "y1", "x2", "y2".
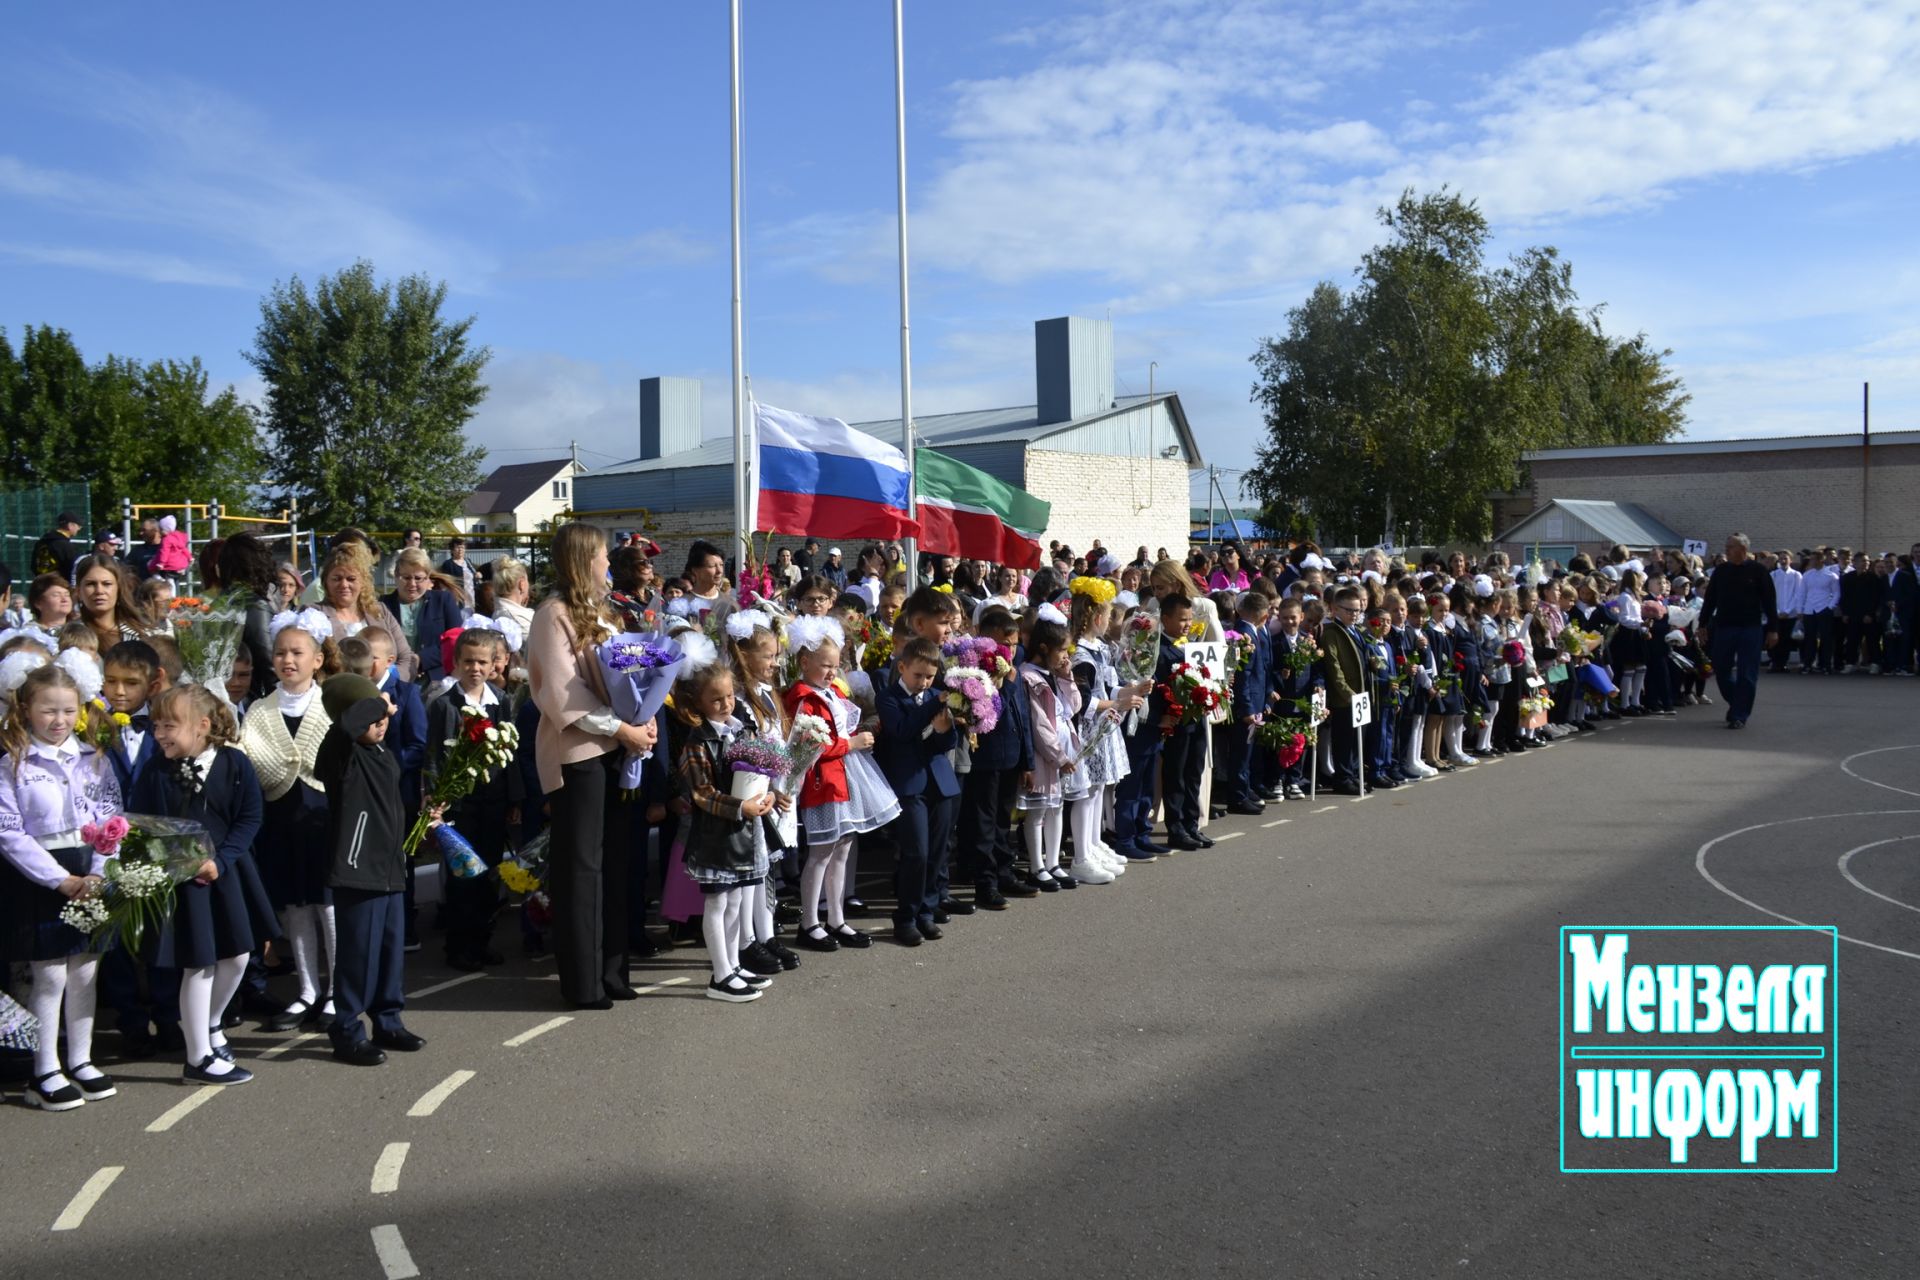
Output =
[{"x1": 1351, "y1": 691, "x2": 1373, "y2": 728}]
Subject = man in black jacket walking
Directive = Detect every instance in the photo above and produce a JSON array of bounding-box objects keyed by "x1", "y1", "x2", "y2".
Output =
[{"x1": 1698, "y1": 533, "x2": 1778, "y2": 729}]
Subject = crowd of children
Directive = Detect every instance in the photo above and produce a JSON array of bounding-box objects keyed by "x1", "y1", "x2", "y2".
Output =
[{"x1": 0, "y1": 523, "x2": 1740, "y2": 1106}]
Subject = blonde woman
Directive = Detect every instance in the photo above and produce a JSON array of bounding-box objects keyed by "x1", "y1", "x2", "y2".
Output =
[
  {"x1": 491, "y1": 557, "x2": 536, "y2": 643},
  {"x1": 380, "y1": 547, "x2": 466, "y2": 685},
  {"x1": 316, "y1": 544, "x2": 416, "y2": 680},
  {"x1": 528, "y1": 523, "x2": 659, "y2": 1010}
]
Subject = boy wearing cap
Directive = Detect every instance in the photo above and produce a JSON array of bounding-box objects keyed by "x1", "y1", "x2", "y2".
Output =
[{"x1": 316, "y1": 673, "x2": 423, "y2": 1067}]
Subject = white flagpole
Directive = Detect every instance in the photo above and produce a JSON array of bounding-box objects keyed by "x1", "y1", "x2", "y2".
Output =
[
  {"x1": 730, "y1": 0, "x2": 751, "y2": 579},
  {"x1": 894, "y1": 0, "x2": 917, "y2": 585}
]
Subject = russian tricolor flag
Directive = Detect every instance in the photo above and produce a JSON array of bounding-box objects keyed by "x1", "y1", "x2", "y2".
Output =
[{"x1": 752, "y1": 402, "x2": 921, "y2": 541}]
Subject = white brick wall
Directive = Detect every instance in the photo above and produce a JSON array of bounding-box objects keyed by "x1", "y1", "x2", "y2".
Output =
[{"x1": 1024, "y1": 449, "x2": 1194, "y2": 561}]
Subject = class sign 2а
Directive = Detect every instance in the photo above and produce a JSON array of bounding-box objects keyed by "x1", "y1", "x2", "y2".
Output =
[{"x1": 1559, "y1": 925, "x2": 1838, "y2": 1173}]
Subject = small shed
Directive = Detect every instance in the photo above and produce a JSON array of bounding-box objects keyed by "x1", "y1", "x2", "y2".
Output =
[{"x1": 1495, "y1": 499, "x2": 1682, "y2": 567}]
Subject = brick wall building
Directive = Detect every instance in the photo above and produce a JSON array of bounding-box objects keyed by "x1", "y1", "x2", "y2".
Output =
[{"x1": 1517, "y1": 433, "x2": 1920, "y2": 553}]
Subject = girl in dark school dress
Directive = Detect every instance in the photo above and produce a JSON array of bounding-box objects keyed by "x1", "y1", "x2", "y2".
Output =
[
  {"x1": 131, "y1": 682, "x2": 278, "y2": 1085},
  {"x1": 238, "y1": 613, "x2": 339, "y2": 1031}
]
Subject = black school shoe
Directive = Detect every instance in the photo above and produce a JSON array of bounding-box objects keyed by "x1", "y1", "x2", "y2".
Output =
[
  {"x1": 796, "y1": 924, "x2": 839, "y2": 952},
  {"x1": 892, "y1": 921, "x2": 923, "y2": 947},
  {"x1": 25, "y1": 1071, "x2": 85, "y2": 1111},
  {"x1": 739, "y1": 942, "x2": 783, "y2": 978},
  {"x1": 330, "y1": 1038, "x2": 388, "y2": 1068},
  {"x1": 975, "y1": 883, "x2": 1010, "y2": 911},
  {"x1": 999, "y1": 876, "x2": 1041, "y2": 899},
  {"x1": 373, "y1": 1027, "x2": 427, "y2": 1052},
  {"x1": 828, "y1": 924, "x2": 873, "y2": 949},
  {"x1": 184, "y1": 1056, "x2": 254, "y2": 1084},
  {"x1": 938, "y1": 897, "x2": 976, "y2": 917},
  {"x1": 764, "y1": 938, "x2": 802, "y2": 970},
  {"x1": 1052, "y1": 870, "x2": 1078, "y2": 889}
]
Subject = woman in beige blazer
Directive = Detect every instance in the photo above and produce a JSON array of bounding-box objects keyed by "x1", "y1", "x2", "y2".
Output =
[{"x1": 528, "y1": 523, "x2": 659, "y2": 1009}]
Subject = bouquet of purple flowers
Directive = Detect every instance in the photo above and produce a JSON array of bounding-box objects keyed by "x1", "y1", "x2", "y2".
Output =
[
  {"x1": 597, "y1": 631, "x2": 688, "y2": 792},
  {"x1": 724, "y1": 734, "x2": 792, "y2": 802}
]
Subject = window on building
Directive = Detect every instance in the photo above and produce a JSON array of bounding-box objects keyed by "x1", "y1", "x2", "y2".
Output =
[
  {"x1": 471, "y1": 523, "x2": 487, "y2": 535},
  {"x1": 552, "y1": 480, "x2": 569, "y2": 500}
]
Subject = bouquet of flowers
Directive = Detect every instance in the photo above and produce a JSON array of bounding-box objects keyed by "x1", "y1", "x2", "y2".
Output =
[
  {"x1": 1156, "y1": 661, "x2": 1224, "y2": 737},
  {"x1": 1253, "y1": 716, "x2": 1309, "y2": 768},
  {"x1": 781, "y1": 713, "x2": 833, "y2": 796},
  {"x1": 1466, "y1": 704, "x2": 1489, "y2": 731},
  {"x1": 1223, "y1": 631, "x2": 1252, "y2": 677},
  {"x1": 171, "y1": 589, "x2": 253, "y2": 704},
  {"x1": 1518, "y1": 692, "x2": 1553, "y2": 717},
  {"x1": 74, "y1": 696, "x2": 125, "y2": 753},
  {"x1": 725, "y1": 734, "x2": 792, "y2": 802},
  {"x1": 1280, "y1": 634, "x2": 1319, "y2": 677},
  {"x1": 498, "y1": 829, "x2": 548, "y2": 897},
  {"x1": 1114, "y1": 613, "x2": 1161, "y2": 685},
  {"x1": 859, "y1": 625, "x2": 894, "y2": 674},
  {"x1": 58, "y1": 814, "x2": 217, "y2": 953},
  {"x1": 1501, "y1": 639, "x2": 1529, "y2": 668},
  {"x1": 598, "y1": 631, "x2": 687, "y2": 793},
  {"x1": 1070, "y1": 711, "x2": 1123, "y2": 769},
  {"x1": 942, "y1": 636, "x2": 1014, "y2": 685},
  {"x1": 1558, "y1": 624, "x2": 1602, "y2": 659},
  {"x1": 940, "y1": 665, "x2": 1001, "y2": 734},
  {"x1": 406, "y1": 704, "x2": 522, "y2": 860}
]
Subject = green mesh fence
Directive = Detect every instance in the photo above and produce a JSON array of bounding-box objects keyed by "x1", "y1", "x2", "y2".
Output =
[{"x1": 0, "y1": 482, "x2": 91, "y2": 579}]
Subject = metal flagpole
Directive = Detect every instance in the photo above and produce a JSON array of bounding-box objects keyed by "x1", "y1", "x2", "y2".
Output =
[
  {"x1": 729, "y1": 0, "x2": 751, "y2": 578},
  {"x1": 894, "y1": 0, "x2": 917, "y2": 585}
]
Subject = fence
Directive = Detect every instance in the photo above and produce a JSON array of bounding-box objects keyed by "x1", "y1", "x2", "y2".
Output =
[{"x1": 0, "y1": 482, "x2": 91, "y2": 580}]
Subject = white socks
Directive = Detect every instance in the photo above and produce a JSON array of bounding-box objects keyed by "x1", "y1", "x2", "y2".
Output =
[
  {"x1": 28, "y1": 954, "x2": 100, "y2": 1081},
  {"x1": 800, "y1": 836, "x2": 853, "y2": 930},
  {"x1": 703, "y1": 888, "x2": 746, "y2": 984},
  {"x1": 282, "y1": 903, "x2": 337, "y2": 1008}
]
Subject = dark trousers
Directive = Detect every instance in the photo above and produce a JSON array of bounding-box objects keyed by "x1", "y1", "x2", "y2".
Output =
[
  {"x1": 1645, "y1": 653, "x2": 1674, "y2": 711},
  {"x1": 1709, "y1": 625, "x2": 1764, "y2": 724},
  {"x1": 958, "y1": 766, "x2": 1020, "y2": 888},
  {"x1": 1366, "y1": 692, "x2": 1396, "y2": 776},
  {"x1": 100, "y1": 947, "x2": 179, "y2": 1036},
  {"x1": 1326, "y1": 712, "x2": 1361, "y2": 788},
  {"x1": 889, "y1": 791, "x2": 957, "y2": 925},
  {"x1": 1161, "y1": 725, "x2": 1202, "y2": 836},
  {"x1": 444, "y1": 800, "x2": 505, "y2": 962},
  {"x1": 1800, "y1": 610, "x2": 1837, "y2": 672},
  {"x1": 549, "y1": 751, "x2": 633, "y2": 1004},
  {"x1": 1844, "y1": 616, "x2": 1880, "y2": 668},
  {"x1": 1226, "y1": 718, "x2": 1260, "y2": 804},
  {"x1": 1116, "y1": 730, "x2": 1163, "y2": 844},
  {"x1": 330, "y1": 887, "x2": 406, "y2": 1042},
  {"x1": 1767, "y1": 624, "x2": 1798, "y2": 671},
  {"x1": 1182, "y1": 723, "x2": 1206, "y2": 819},
  {"x1": 1493, "y1": 679, "x2": 1522, "y2": 749}
]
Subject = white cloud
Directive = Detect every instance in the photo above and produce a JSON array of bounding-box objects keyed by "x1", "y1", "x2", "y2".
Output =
[
  {"x1": 502, "y1": 230, "x2": 713, "y2": 280},
  {"x1": 0, "y1": 242, "x2": 246, "y2": 288}
]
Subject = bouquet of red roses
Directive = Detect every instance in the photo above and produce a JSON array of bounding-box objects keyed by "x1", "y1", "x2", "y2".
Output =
[
  {"x1": 407, "y1": 704, "x2": 521, "y2": 858},
  {"x1": 1156, "y1": 661, "x2": 1224, "y2": 737}
]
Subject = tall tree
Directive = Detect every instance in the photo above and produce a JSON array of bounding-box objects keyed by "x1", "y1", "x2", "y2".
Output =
[
  {"x1": 0, "y1": 326, "x2": 262, "y2": 525},
  {"x1": 247, "y1": 260, "x2": 489, "y2": 531},
  {"x1": 1247, "y1": 189, "x2": 1687, "y2": 545}
]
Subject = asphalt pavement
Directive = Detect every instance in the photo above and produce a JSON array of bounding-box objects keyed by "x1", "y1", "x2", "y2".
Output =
[{"x1": 6, "y1": 671, "x2": 1918, "y2": 1279}]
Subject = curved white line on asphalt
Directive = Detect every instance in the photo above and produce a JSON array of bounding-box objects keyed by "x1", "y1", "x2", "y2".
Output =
[
  {"x1": 146, "y1": 1086, "x2": 220, "y2": 1133},
  {"x1": 1839, "y1": 744, "x2": 1920, "y2": 800},
  {"x1": 51, "y1": 1166, "x2": 122, "y2": 1231},
  {"x1": 1695, "y1": 809, "x2": 1920, "y2": 959},
  {"x1": 1836, "y1": 834, "x2": 1920, "y2": 915},
  {"x1": 407, "y1": 1069, "x2": 475, "y2": 1118},
  {"x1": 371, "y1": 1142, "x2": 409, "y2": 1194},
  {"x1": 371, "y1": 1224, "x2": 420, "y2": 1279},
  {"x1": 256, "y1": 1030, "x2": 321, "y2": 1061},
  {"x1": 406, "y1": 971, "x2": 486, "y2": 1000},
  {"x1": 503, "y1": 1016, "x2": 572, "y2": 1048}
]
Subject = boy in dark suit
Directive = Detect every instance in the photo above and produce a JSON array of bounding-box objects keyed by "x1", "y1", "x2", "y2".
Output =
[
  {"x1": 364, "y1": 628, "x2": 428, "y2": 953},
  {"x1": 1318, "y1": 587, "x2": 1367, "y2": 795},
  {"x1": 1268, "y1": 598, "x2": 1321, "y2": 799},
  {"x1": 317, "y1": 674, "x2": 422, "y2": 1067},
  {"x1": 1224, "y1": 592, "x2": 1272, "y2": 816},
  {"x1": 874, "y1": 636, "x2": 958, "y2": 947},
  {"x1": 1154, "y1": 596, "x2": 1209, "y2": 850},
  {"x1": 427, "y1": 629, "x2": 524, "y2": 971},
  {"x1": 958, "y1": 607, "x2": 1036, "y2": 908},
  {"x1": 1115, "y1": 595, "x2": 1191, "y2": 857}
]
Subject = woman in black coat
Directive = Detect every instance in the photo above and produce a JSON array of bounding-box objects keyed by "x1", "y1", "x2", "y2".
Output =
[{"x1": 219, "y1": 533, "x2": 282, "y2": 701}]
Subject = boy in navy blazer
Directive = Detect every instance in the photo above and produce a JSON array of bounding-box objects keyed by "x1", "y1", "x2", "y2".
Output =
[
  {"x1": 367, "y1": 629, "x2": 427, "y2": 949},
  {"x1": 958, "y1": 607, "x2": 1035, "y2": 909},
  {"x1": 875, "y1": 636, "x2": 958, "y2": 947},
  {"x1": 1224, "y1": 591, "x2": 1273, "y2": 815}
]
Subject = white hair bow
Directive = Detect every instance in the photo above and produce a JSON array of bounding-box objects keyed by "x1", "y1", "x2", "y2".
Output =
[
  {"x1": 785, "y1": 616, "x2": 845, "y2": 654},
  {"x1": 270, "y1": 607, "x2": 335, "y2": 646},
  {"x1": 725, "y1": 609, "x2": 773, "y2": 640},
  {"x1": 54, "y1": 649, "x2": 103, "y2": 703},
  {"x1": 0, "y1": 649, "x2": 50, "y2": 698},
  {"x1": 1036, "y1": 602, "x2": 1069, "y2": 626}
]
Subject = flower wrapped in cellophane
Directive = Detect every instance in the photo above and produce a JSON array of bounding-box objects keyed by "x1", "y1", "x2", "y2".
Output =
[
  {"x1": 172, "y1": 590, "x2": 254, "y2": 706},
  {"x1": 58, "y1": 814, "x2": 217, "y2": 952},
  {"x1": 598, "y1": 631, "x2": 689, "y2": 793},
  {"x1": 724, "y1": 734, "x2": 792, "y2": 803},
  {"x1": 939, "y1": 665, "x2": 1001, "y2": 734},
  {"x1": 406, "y1": 704, "x2": 521, "y2": 858},
  {"x1": 781, "y1": 712, "x2": 832, "y2": 796}
]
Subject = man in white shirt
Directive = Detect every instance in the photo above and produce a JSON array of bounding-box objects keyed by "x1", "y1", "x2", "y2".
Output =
[
  {"x1": 1797, "y1": 547, "x2": 1842, "y2": 673},
  {"x1": 1767, "y1": 550, "x2": 1803, "y2": 671}
]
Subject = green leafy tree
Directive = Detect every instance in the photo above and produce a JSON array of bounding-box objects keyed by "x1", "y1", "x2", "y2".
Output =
[
  {"x1": 246, "y1": 260, "x2": 489, "y2": 532},
  {"x1": 1247, "y1": 189, "x2": 1687, "y2": 545},
  {"x1": 0, "y1": 326, "x2": 262, "y2": 525}
]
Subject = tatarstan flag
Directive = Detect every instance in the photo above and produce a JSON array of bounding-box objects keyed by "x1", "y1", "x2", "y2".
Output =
[{"x1": 913, "y1": 447, "x2": 1050, "y2": 570}]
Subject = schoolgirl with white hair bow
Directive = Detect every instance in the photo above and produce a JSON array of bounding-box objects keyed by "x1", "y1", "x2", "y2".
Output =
[
  {"x1": 238, "y1": 608, "x2": 343, "y2": 1032},
  {"x1": 722, "y1": 609, "x2": 801, "y2": 976}
]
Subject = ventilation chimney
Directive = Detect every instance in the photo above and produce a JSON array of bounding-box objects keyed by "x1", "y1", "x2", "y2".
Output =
[
  {"x1": 1034, "y1": 316, "x2": 1114, "y2": 425},
  {"x1": 639, "y1": 376, "x2": 702, "y2": 460}
]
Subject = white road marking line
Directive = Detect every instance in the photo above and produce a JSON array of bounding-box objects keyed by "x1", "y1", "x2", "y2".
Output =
[
  {"x1": 1838, "y1": 835, "x2": 1920, "y2": 913},
  {"x1": 634, "y1": 976, "x2": 692, "y2": 995},
  {"x1": 370, "y1": 1142, "x2": 410, "y2": 1194},
  {"x1": 406, "y1": 971, "x2": 486, "y2": 1000},
  {"x1": 256, "y1": 1030, "x2": 322, "y2": 1061},
  {"x1": 146, "y1": 1086, "x2": 221, "y2": 1133},
  {"x1": 407, "y1": 1069, "x2": 476, "y2": 1118},
  {"x1": 1312, "y1": 805, "x2": 1338, "y2": 814},
  {"x1": 503, "y1": 1016, "x2": 573, "y2": 1047},
  {"x1": 1213, "y1": 831, "x2": 1245, "y2": 841},
  {"x1": 1262, "y1": 818, "x2": 1291, "y2": 828},
  {"x1": 371, "y1": 1224, "x2": 421, "y2": 1279},
  {"x1": 51, "y1": 1166, "x2": 122, "y2": 1231}
]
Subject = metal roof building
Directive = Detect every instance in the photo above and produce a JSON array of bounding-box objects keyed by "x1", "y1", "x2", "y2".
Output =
[{"x1": 572, "y1": 317, "x2": 1204, "y2": 559}]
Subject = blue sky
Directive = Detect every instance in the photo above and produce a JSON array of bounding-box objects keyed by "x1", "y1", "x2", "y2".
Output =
[{"x1": 4, "y1": 0, "x2": 1917, "y2": 507}]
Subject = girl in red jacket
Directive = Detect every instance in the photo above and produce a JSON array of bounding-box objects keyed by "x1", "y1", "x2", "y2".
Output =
[{"x1": 782, "y1": 617, "x2": 896, "y2": 951}]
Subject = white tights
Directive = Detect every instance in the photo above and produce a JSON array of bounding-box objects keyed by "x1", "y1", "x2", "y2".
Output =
[
  {"x1": 281, "y1": 902, "x2": 336, "y2": 1008},
  {"x1": 1620, "y1": 668, "x2": 1645, "y2": 709},
  {"x1": 1024, "y1": 804, "x2": 1064, "y2": 875},
  {"x1": 1069, "y1": 795, "x2": 1103, "y2": 868},
  {"x1": 28, "y1": 953, "x2": 100, "y2": 1081},
  {"x1": 736, "y1": 880, "x2": 775, "y2": 949},
  {"x1": 180, "y1": 954, "x2": 249, "y2": 1073},
  {"x1": 799, "y1": 835, "x2": 852, "y2": 930},
  {"x1": 702, "y1": 887, "x2": 747, "y2": 984}
]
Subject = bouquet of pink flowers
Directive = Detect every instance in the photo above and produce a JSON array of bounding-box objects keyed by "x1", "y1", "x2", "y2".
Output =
[
  {"x1": 58, "y1": 814, "x2": 217, "y2": 952},
  {"x1": 942, "y1": 636, "x2": 1014, "y2": 685},
  {"x1": 1114, "y1": 613, "x2": 1162, "y2": 685},
  {"x1": 940, "y1": 665, "x2": 1001, "y2": 733},
  {"x1": 725, "y1": 734, "x2": 792, "y2": 802}
]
